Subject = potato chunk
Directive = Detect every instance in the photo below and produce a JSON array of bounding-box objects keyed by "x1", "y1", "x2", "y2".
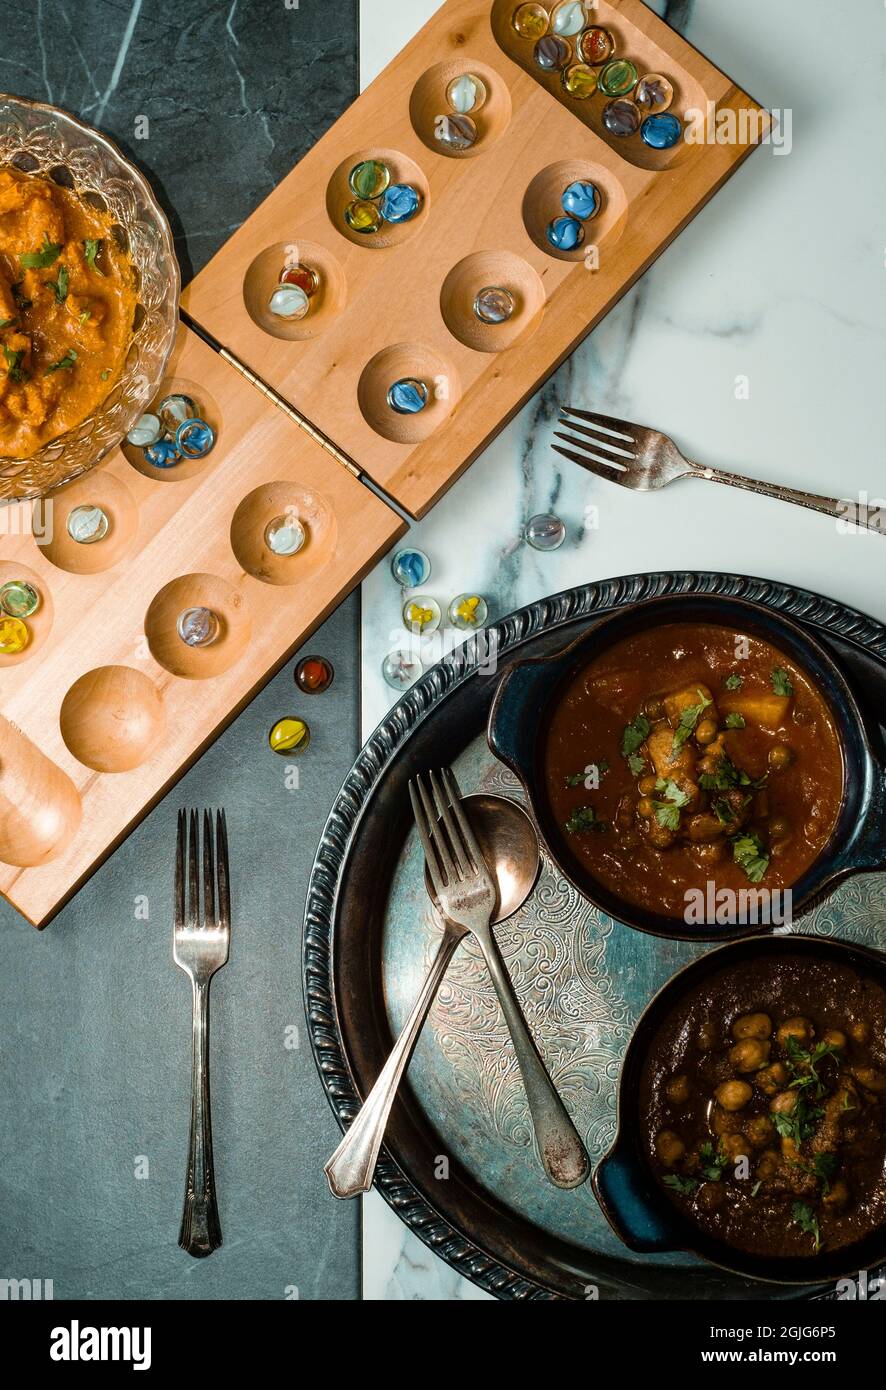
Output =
[{"x1": 719, "y1": 691, "x2": 792, "y2": 731}]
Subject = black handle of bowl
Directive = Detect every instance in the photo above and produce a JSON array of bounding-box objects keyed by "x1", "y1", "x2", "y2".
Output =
[
  {"x1": 488, "y1": 659, "x2": 558, "y2": 781},
  {"x1": 593, "y1": 1143, "x2": 684, "y2": 1255}
]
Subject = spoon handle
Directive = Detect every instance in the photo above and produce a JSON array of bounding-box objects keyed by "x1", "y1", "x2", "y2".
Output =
[
  {"x1": 325, "y1": 926, "x2": 461, "y2": 1198},
  {"x1": 471, "y1": 922, "x2": 590, "y2": 1189}
]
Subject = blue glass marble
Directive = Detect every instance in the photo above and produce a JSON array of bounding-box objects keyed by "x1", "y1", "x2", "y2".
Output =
[
  {"x1": 546, "y1": 216, "x2": 585, "y2": 252},
  {"x1": 387, "y1": 379, "x2": 429, "y2": 414},
  {"x1": 561, "y1": 180, "x2": 600, "y2": 221},
  {"x1": 144, "y1": 438, "x2": 182, "y2": 469},
  {"x1": 641, "y1": 112, "x2": 682, "y2": 149},
  {"x1": 380, "y1": 183, "x2": 422, "y2": 224},
  {"x1": 175, "y1": 417, "x2": 215, "y2": 459},
  {"x1": 391, "y1": 548, "x2": 432, "y2": 587}
]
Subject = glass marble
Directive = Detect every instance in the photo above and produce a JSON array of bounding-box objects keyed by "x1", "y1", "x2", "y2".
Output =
[
  {"x1": 268, "y1": 283, "x2": 310, "y2": 320},
  {"x1": 446, "y1": 73, "x2": 487, "y2": 114},
  {"x1": 511, "y1": 3, "x2": 549, "y2": 40},
  {"x1": 603, "y1": 97, "x2": 642, "y2": 136},
  {"x1": 635, "y1": 73, "x2": 674, "y2": 112},
  {"x1": 295, "y1": 656, "x2": 334, "y2": 694},
  {"x1": 379, "y1": 183, "x2": 422, "y2": 224},
  {"x1": 562, "y1": 179, "x2": 601, "y2": 220},
  {"x1": 177, "y1": 606, "x2": 220, "y2": 648},
  {"x1": 391, "y1": 548, "x2": 431, "y2": 587},
  {"x1": 562, "y1": 63, "x2": 597, "y2": 99},
  {"x1": 281, "y1": 263, "x2": 319, "y2": 296},
  {"x1": 348, "y1": 159, "x2": 390, "y2": 200},
  {"x1": 403, "y1": 596, "x2": 441, "y2": 634},
  {"x1": 157, "y1": 394, "x2": 198, "y2": 434},
  {"x1": 67, "y1": 504, "x2": 109, "y2": 544},
  {"x1": 269, "y1": 717, "x2": 310, "y2": 755},
  {"x1": 265, "y1": 514, "x2": 306, "y2": 556},
  {"x1": 435, "y1": 113, "x2": 478, "y2": 152},
  {"x1": 345, "y1": 199, "x2": 383, "y2": 235},
  {"x1": 448, "y1": 593, "x2": 488, "y2": 629},
  {"x1": 175, "y1": 418, "x2": 215, "y2": 459},
  {"x1": 526, "y1": 512, "x2": 566, "y2": 550},
  {"x1": 546, "y1": 215, "x2": 585, "y2": 252},
  {"x1": 0, "y1": 579, "x2": 39, "y2": 619},
  {"x1": 382, "y1": 648, "x2": 423, "y2": 692},
  {"x1": 598, "y1": 58, "x2": 638, "y2": 96},
  {"x1": 144, "y1": 439, "x2": 182, "y2": 469},
  {"x1": 388, "y1": 378, "x2": 429, "y2": 415},
  {"x1": 0, "y1": 616, "x2": 29, "y2": 654},
  {"x1": 641, "y1": 112, "x2": 682, "y2": 149},
  {"x1": 551, "y1": 1, "x2": 587, "y2": 37},
  {"x1": 577, "y1": 25, "x2": 615, "y2": 65},
  {"x1": 534, "y1": 34, "x2": 571, "y2": 71},
  {"x1": 473, "y1": 286, "x2": 515, "y2": 325},
  {"x1": 126, "y1": 413, "x2": 162, "y2": 448}
]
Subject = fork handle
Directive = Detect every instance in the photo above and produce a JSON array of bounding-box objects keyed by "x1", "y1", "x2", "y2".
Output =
[
  {"x1": 471, "y1": 924, "x2": 590, "y2": 1190},
  {"x1": 325, "y1": 927, "x2": 461, "y2": 1198},
  {"x1": 179, "y1": 978, "x2": 222, "y2": 1257},
  {"x1": 691, "y1": 464, "x2": 883, "y2": 534}
]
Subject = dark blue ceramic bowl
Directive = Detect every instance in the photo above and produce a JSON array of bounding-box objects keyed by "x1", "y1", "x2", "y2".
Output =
[
  {"x1": 593, "y1": 933, "x2": 886, "y2": 1286},
  {"x1": 488, "y1": 593, "x2": 886, "y2": 941}
]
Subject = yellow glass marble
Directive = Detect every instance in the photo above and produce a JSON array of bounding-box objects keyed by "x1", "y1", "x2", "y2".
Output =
[
  {"x1": 345, "y1": 199, "x2": 383, "y2": 235},
  {"x1": 512, "y1": 3, "x2": 549, "y2": 39},
  {"x1": 269, "y1": 717, "x2": 311, "y2": 755},
  {"x1": 0, "y1": 616, "x2": 29, "y2": 654},
  {"x1": 562, "y1": 62, "x2": 598, "y2": 98}
]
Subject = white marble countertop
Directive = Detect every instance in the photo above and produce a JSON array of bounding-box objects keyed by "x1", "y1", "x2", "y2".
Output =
[{"x1": 358, "y1": 0, "x2": 886, "y2": 1299}]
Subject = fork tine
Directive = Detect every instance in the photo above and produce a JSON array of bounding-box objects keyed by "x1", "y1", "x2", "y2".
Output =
[
  {"x1": 216, "y1": 810, "x2": 231, "y2": 932},
  {"x1": 409, "y1": 778, "x2": 445, "y2": 893},
  {"x1": 556, "y1": 418, "x2": 636, "y2": 460},
  {"x1": 441, "y1": 769, "x2": 489, "y2": 881},
  {"x1": 551, "y1": 443, "x2": 627, "y2": 484},
  {"x1": 188, "y1": 809, "x2": 200, "y2": 930},
  {"x1": 560, "y1": 406, "x2": 637, "y2": 441},
  {"x1": 174, "y1": 810, "x2": 186, "y2": 930},
  {"x1": 428, "y1": 769, "x2": 471, "y2": 879},
  {"x1": 203, "y1": 809, "x2": 216, "y2": 930},
  {"x1": 417, "y1": 773, "x2": 458, "y2": 886},
  {"x1": 553, "y1": 430, "x2": 627, "y2": 471}
]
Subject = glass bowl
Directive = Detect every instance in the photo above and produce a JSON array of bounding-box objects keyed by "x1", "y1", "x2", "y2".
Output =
[{"x1": 0, "y1": 95, "x2": 180, "y2": 501}]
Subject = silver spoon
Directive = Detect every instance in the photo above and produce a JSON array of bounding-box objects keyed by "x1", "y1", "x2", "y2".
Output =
[{"x1": 324, "y1": 792, "x2": 541, "y2": 1199}]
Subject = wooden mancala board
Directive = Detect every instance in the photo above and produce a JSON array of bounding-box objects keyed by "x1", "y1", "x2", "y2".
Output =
[
  {"x1": 1, "y1": 0, "x2": 768, "y2": 926},
  {"x1": 184, "y1": 0, "x2": 770, "y2": 517}
]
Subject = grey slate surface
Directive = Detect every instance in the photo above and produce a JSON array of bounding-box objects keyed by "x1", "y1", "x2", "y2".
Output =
[{"x1": 0, "y1": 0, "x2": 362, "y2": 1300}]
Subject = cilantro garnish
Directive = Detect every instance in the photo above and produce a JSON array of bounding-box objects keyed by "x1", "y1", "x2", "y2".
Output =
[
  {"x1": 663, "y1": 1174, "x2": 698, "y2": 1196},
  {"x1": 699, "y1": 1141, "x2": 729, "y2": 1182},
  {"x1": 83, "y1": 238, "x2": 105, "y2": 274},
  {"x1": 773, "y1": 1093, "x2": 824, "y2": 1148},
  {"x1": 564, "y1": 806, "x2": 607, "y2": 835},
  {"x1": 46, "y1": 264, "x2": 69, "y2": 303},
  {"x1": 732, "y1": 831, "x2": 770, "y2": 883},
  {"x1": 699, "y1": 753, "x2": 766, "y2": 793},
  {"x1": 771, "y1": 668, "x2": 794, "y2": 697},
  {"x1": 791, "y1": 1200, "x2": 821, "y2": 1251},
  {"x1": 785, "y1": 1036, "x2": 841, "y2": 1099},
  {"x1": 0, "y1": 315, "x2": 17, "y2": 329},
  {"x1": 725, "y1": 673, "x2": 743, "y2": 691},
  {"x1": 653, "y1": 778, "x2": 691, "y2": 829},
  {"x1": 621, "y1": 712, "x2": 650, "y2": 764},
  {"x1": 19, "y1": 232, "x2": 62, "y2": 269},
  {"x1": 2, "y1": 345, "x2": 28, "y2": 382},
  {"x1": 671, "y1": 689, "x2": 712, "y2": 758},
  {"x1": 725, "y1": 712, "x2": 746, "y2": 729},
  {"x1": 45, "y1": 349, "x2": 78, "y2": 374}
]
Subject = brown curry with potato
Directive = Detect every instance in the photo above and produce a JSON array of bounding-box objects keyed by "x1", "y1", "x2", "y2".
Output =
[
  {"x1": 639, "y1": 953, "x2": 886, "y2": 1258},
  {"x1": 544, "y1": 624, "x2": 844, "y2": 919},
  {"x1": 0, "y1": 166, "x2": 136, "y2": 457}
]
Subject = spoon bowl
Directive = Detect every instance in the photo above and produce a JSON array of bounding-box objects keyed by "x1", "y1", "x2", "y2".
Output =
[{"x1": 424, "y1": 791, "x2": 540, "y2": 924}]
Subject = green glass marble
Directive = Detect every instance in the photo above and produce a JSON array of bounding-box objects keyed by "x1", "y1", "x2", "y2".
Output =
[
  {"x1": 348, "y1": 159, "x2": 390, "y2": 200},
  {"x1": 598, "y1": 58, "x2": 638, "y2": 97},
  {"x1": 0, "y1": 579, "x2": 39, "y2": 619}
]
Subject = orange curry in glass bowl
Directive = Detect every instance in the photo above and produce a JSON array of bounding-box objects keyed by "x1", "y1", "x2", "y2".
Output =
[
  {"x1": 543, "y1": 623, "x2": 845, "y2": 920},
  {"x1": 0, "y1": 166, "x2": 137, "y2": 458}
]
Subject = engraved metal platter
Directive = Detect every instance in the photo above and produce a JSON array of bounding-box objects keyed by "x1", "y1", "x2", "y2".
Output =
[{"x1": 304, "y1": 573, "x2": 886, "y2": 1300}]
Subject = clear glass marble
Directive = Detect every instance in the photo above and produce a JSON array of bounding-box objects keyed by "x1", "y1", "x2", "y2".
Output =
[
  {"x1": 446, "y1": 73, "x2": 487, "y2": 114},
  {"x1": 268, "y1": 284, "x2": 310, "y2": 320},
  {"x1": 526, "y1": 513, "x2": 566, "y2": 550},
  {"x1": 435, "y1": 114, "x2": 478, "y2": 152},
  {"x1": 265, "y1": 514, "x2": 306, "y2": 556},
  {"x1": 157, "y1": 394, "x2": 198, "y2": 433},
  {"x1": 382, "y1": 648, "x2": 423, "y2": 691},
  {"x1": 473, "y1": 286, "x2": 516, "y2": 324},
  {"x1": 67, "y1": 504, "x2": 109, "y2": 544},
  {"x1": 177, "y1": 606, "x2": 220, "y2": 648}
]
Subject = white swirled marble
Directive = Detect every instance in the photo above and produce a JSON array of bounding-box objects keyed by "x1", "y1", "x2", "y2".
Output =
[{"x1": 359, "y1": 0, "x2": 886, "y2": 1300}]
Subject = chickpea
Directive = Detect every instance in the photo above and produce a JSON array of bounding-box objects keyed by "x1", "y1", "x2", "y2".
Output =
[
  {"x1": 821, "y1": 1029, "x2": 847, "y2": 1051},
  {"x1": 655, "y1": 1129, "x2": 685, "y2": 1166},
  {"x1": 768, "y1": 744, "x2": 794, "y2": 771},
  {"x1": 666, "y1": 1073, "x2": 691, "y2": 1105},
  {"x1": 645, "y1": 697, "x2": 665, "y2": 722},
  {"x1": 823, "y1": 1178, "x2": 849, "y2": 1210},
  {"x1": 711, "y1": 1105, "x2": 735, "y2": 1137},
  {"x1": 715, "y1": 1079, "x2": 753, "y2": 1112},
  {"x1": 755, "y1": 1061, "x2": 789, "y2": 1096},
  {"x1": 848, "y1": 1020, "x2": 869, "y2": 1044},
  {"x1": 696, "y1": 718, "x2": 719, "y2": 745},
  {"x1": 770, "y1": 1090, "x2": 798, "y2": 1116},
  {"x1": 721, "y1": 1133, "x2": 747, "y2": 1163},
  {"x1": 777, "y1": 1016, "x2": 813, "y2": 1049},
  {"x1": 638, "y1": 797, "x2": 655, "y2": 818},
  {"x1": 746, "y1": 1113, "x2": 775, "y2": 1147},
  {"x1": 732, "y1": 1012, "x2": 773, "y2": 1041},
  {"x1": 756, "y1": 1149, "x2": 781, "y2": 1180},
  {"x1": 637, "y1": 775, "x2": 658, "y2": 797},
  {"x1": 729, "y1": 1038, "x2": 771, "y2": 1073},
  {"x1": 769, "y1": 815, "x2": 791, "y2": 840}
]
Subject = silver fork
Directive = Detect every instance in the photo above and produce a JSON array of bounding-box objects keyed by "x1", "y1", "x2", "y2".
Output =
[
  {"x1": 174, "y1": 809, "x2": 230, "y2": 1258},
  {"x1": 410, "y1": 769, "x2": 589, "y2": 1189},
  {"x1": 553, "y1": 406, "x2": 884, "y2": 534}
]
